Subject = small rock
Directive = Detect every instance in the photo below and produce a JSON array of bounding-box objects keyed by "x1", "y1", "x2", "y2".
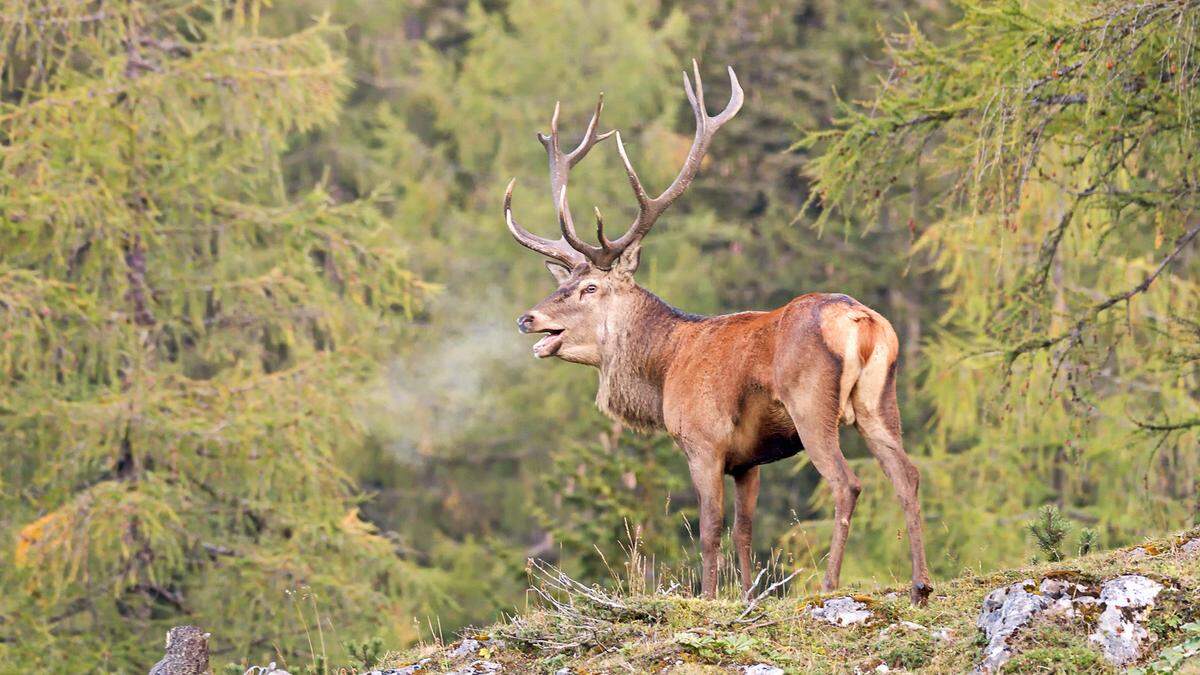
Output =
[
  {"x1": 1127, "y1": 547, "x2": 1150, "y2": 560},
  {"x1": 744, "y1": 665, "x2": 785, "y2": 675},
  {"x1": 1038, "y1": 577, "x2": 1088, "y2": 597},
  {"x1": 810, "y1": 597, "x2": 872, "y2": 626},
  {"x1": 975, "y1": 581, "x2": 1051, "y2": 672},
  {"x1": 449, "y1": 638, "x2": 481, "y2": 659},
  {"x1": 1181, "y1": 537, "x2": 1200, "y2": 558},
  {"x1": 1088, "y1": 575, "x2": 1163, "y2": 666},
  {"x1": 244, "y1": 663, "x2": 291, "y2": 675},
  {"x1": 879, "y1": 620, "x2": 926, "y2": 637},
  {"x1": 930, "y1": 627, "x2": 953, "y2": 643}
]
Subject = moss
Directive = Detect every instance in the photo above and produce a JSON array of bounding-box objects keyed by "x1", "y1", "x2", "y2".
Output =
[
  {"x1": 876, "y1": 631, "x2": 935, "y2": 670},
  {"x1": 1000, "y1": 647, "x2": 1113, "y2": 674}
]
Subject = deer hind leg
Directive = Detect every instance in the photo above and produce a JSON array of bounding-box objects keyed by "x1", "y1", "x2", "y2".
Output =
[
  {"x1": 782, "y1": 391, "x2": 861, "y2": 593},
  {"x1": 732, "y1": 465, "x2": 760, "y2": 599},
  {"x1": 851, "y1": 364, "x2": 933, "y2": 606}
]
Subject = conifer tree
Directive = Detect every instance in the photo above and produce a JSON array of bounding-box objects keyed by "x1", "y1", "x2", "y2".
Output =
[
  {"x1": 0, "y1": 1, "x2": 429, "y2": 669},
  {"x1": 805, "y1": 0, "x2": 1200, "y2": 569}
]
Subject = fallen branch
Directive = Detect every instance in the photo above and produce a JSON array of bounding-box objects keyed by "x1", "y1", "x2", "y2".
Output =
[{"x1": 733, "y1": 568, "x2": 802, "y2": 624}]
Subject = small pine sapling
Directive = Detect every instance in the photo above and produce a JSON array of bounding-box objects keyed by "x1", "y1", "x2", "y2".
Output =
[
  {"x1": 344, "y1": 637, "x2": 385, "y2": 669},
  {"x1": 1029, "y1": 505, "x2": 1072, "y2": 562},
  {"x1": 1079, "y1": 528, "x2": 1099, "y2": 556}
]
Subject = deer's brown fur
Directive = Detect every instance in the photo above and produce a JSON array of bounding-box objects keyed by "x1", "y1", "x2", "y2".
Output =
[{"x1": 507, "y1": 62, "x2": 933, "y2": 605}]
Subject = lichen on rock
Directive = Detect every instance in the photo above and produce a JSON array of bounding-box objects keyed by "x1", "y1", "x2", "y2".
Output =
[
  {"x1": 974, "y1": 573, "x2": 1167, "y2": 672},
  {"x1": 1087, "y1": 574, "x2": 1163, "y2": 666},
  {"x1": 811, "y1": 597, "x2": 873, "y2": 626}
]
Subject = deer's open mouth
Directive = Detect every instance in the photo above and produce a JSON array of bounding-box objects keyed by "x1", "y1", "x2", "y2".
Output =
[{"x1": 531, "y1": 328, "x2": 565, "y2": 358}]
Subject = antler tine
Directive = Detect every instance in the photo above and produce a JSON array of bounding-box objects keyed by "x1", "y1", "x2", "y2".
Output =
[
  {"x1": 567, "y1": 94, "x2": 616, "y2": 167},
  {"x1": 688, "y1": 58, "x2": 704, "y2": 121},
  {"x1": 599, "y1": 62, "x2": 744, "y2": 268},
  {"x1": 594, "y1": 206, "x2": 611, "y2": 252},
  {"x1": 544, "y1": 95, "x2": 615, "y2": 265},
  {"x1": 509, "y1": 95, "x2": 617, "y2": 268},
  {"x1": 556, "y1": 186, "x2": 606, "y2": 260},
  {"x1": 504, "y1": 178, "x2": 586, "y2": 268},
  {"x1": 536, "y1": 101, "x2": 562, "y2": 150}
]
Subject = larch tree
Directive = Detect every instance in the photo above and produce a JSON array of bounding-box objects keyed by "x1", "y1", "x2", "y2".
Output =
[
  {"x1": 804, "y1": 0, "x2": 1200, "y2": 572},
  {"x1": 0, "y1": 1, "x2": 430, "y2": 669}
]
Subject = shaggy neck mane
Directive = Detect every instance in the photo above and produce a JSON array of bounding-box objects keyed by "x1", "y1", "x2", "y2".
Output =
[{"x1": 596, "y1": 286, "x2": 701, "y2": 431}]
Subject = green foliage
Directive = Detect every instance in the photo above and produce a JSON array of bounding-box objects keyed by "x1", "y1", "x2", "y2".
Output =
[
  {"x1": 806, "y1": 0, "x2": 1200, "y2": 573},
  {"x1": 1079, "y1": 528, "x2": 1099, "y2": 556},
  {"x1": 0, "y1": 0, "x2": 430, "y2": 669},
  {"x1": 1001, "y1": 647, "x2": 1108, "y2": 674},
  {"x1": 1029, "y1": 505, "x2": 1073, "y2": 562},
  {"x1": 534, "y1": 429, "x2": 693, "y2": 581},
  {"x1": 673, "y1": 630, "x2": 764, "y2": 662},
  {"x1": 5, "y1": 0, "x2": 1196, "y2": 665},
  {"x1": 344, "y1": 636, "x2": 385, "y2": 669},
  {"x1": 876, "y1": 629, "x2": 935, "y2": 670},
  {"x1": 1132, "y1": 622, "x2": 1200, "y2": 674}
]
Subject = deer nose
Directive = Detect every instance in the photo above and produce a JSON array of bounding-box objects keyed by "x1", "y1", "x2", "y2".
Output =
[{"x1": 517, "y1": 313, "x2": 535, "y2": 333}]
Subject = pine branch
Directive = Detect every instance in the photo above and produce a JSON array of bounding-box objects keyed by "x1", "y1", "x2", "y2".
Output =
[
  {"x1": 1133, "y1": 417, "x2": 1200, "y2": 432},
  {"x1": 1006, "y1": 220, "x2": 1200, "y2": 364}
]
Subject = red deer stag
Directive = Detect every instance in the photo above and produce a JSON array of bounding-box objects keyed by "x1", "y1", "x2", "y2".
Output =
[{"x1": 505, "y1": 61, "x2": 933, "y2": 605}]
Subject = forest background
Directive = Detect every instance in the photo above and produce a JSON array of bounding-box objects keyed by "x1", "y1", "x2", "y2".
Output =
[{"x1": 1, "y1": 0, "x2": 1197, "y2": 669}]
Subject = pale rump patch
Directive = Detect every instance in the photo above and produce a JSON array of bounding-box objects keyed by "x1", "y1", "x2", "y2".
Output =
[{"x1": 817, "y1": 304, "x2": 893, "y2": 428}]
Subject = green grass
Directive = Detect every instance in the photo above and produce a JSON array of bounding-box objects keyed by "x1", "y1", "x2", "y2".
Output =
[{"x1": 384, "y1": 529, "x2": 1200, "y2": 674}]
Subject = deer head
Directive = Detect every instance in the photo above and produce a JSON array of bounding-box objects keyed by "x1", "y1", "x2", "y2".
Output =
[{"x1": 507, "y1": 60, "x2": 743, "y2": 364}]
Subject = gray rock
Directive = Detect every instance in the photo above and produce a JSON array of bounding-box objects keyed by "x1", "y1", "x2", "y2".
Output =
[
  {"x1": 1128, "y1": 547, "x2": 1150, "y2": 560},
  {"x1": 449, "y1": 638, "x2": 482, "y2": 659},
  {"x1": 975, "y1": 573, "x2": 1169, "y2": 671},
  {"x1": 878, "y1": 620, "x2": 927, "y2": 638},
  {"x1": 1088, "y1": 575, "x2": 1163, "y2": 666},
  {"x1": 244, "y1": 663, "x2": 291, "y2": 675},
  {"x1": 975, "y1": 580, "x2": 1050, "y2": 672},
  {"x1": 810, "y1": 597, "x2": 872, "y2": 626},
  {"x1": 1181, "y1": 537, "x2": 1200, "y2": 557},
  {"x1": 1038, "y1": 577, "x2": 1088, "y2": 597},
  {"x1": 744, "y1": 665, "x2": 785, "y2": 675},
  {"x1": 447, "y1": 660, "x2": 502, "y2": 675}
]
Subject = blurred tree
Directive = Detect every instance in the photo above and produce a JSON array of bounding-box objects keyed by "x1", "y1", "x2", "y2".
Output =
[
  {"x1": 0, "y1": 1, "x2": 432, "y2": 669},
  {"x1": 805, "y1": 0, "x2": 1200, "y2": 573}
]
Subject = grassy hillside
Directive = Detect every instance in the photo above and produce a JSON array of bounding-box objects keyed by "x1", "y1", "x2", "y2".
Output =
[{"x1": 379, "y1": 528, "x2": 1200, "y2": 674}]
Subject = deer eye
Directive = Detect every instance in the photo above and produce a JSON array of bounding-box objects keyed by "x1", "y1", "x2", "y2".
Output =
[{"x1": 582, "y1": 283, "x2": 598, "y2": 295}]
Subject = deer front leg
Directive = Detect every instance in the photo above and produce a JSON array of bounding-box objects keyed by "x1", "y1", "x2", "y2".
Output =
[
  {"x1": 732, "y1": 465, "x2": 760, "y2": 600},
  {"x1": 685, "y1": 452, "x2": 725, "y2": 599}
]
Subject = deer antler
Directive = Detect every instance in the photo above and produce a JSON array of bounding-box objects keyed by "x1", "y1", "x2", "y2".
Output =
[
  {"x1": 504, "y1": 62, "x2": 742, "y2": 270},
  {"x1": 504, "y1": 95, "x2": 614, "y2": 269},
  {"x1": 602, "y1": 60, "x2": 743, "y2": 268}
]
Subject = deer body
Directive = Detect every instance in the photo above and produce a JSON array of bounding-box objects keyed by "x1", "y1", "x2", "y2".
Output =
[{"x1": 506, "y1": 61, "x2": 933, "y2": 605}]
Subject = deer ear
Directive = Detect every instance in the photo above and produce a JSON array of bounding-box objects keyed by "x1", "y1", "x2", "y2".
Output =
[
  {"x1": 611, "y1": 241, "x2": 641, "y2": 277},
  {"x1": 544, "y1": 260, "x2": 572, "y2": 284}
]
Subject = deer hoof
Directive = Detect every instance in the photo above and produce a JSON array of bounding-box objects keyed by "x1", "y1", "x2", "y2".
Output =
[{"x1": 911, "y1": 581, "x2": 933, "y2": 606}]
